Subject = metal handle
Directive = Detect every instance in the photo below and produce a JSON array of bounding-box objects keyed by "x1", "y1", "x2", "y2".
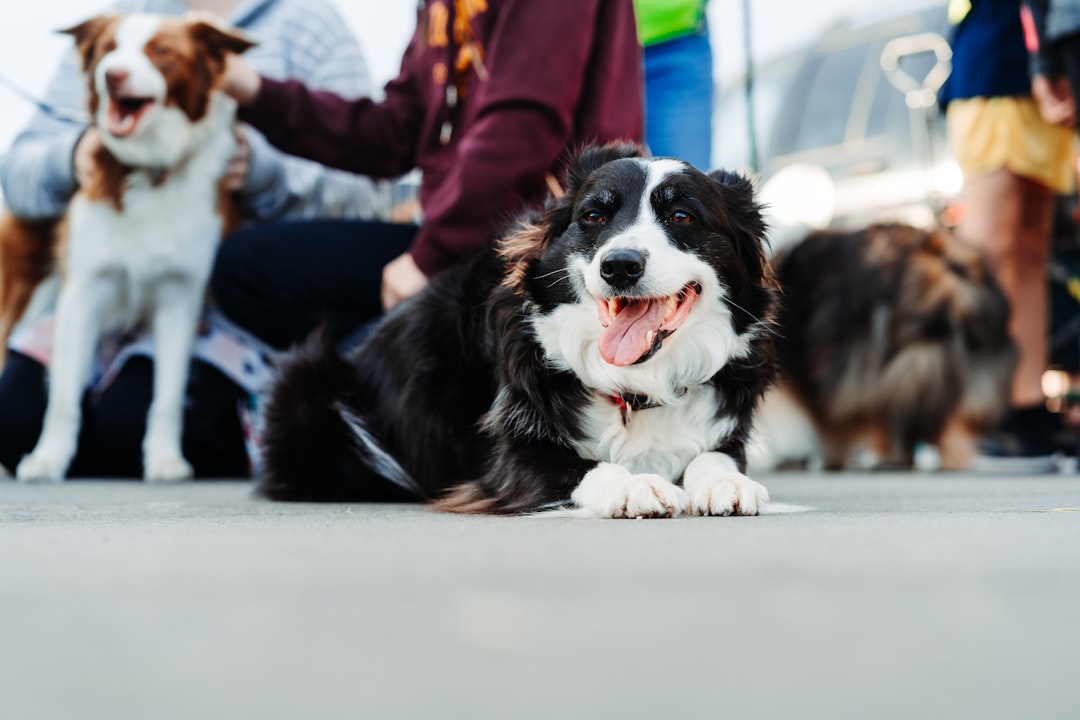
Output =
[{"x1": 880, "y1": 32, "x2": 952, "y2": 108}]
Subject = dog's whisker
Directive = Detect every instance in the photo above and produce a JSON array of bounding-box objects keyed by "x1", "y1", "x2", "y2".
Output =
[
  {"x1": 544, "y1": 271, "x2": 572, "y2": 288},
  {"x1": 723, "y1": 298, "x2": 781, "y2": 336},
  {"x1": 530, "y1": 266, "x2": 573, "y2": 288},
  {"x1": 533, "y1": 268, "x2": 569, "y2": 280}
]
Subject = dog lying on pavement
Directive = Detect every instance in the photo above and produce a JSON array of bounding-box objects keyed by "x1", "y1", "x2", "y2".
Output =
[{"x1": 259, "y1": 144, "x2": 779, "y2": 517}]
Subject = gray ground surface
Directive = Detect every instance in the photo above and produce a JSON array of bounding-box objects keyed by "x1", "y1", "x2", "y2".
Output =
[{"x1": 1, "y1": 473, "x2": 1078, "y2": 720}]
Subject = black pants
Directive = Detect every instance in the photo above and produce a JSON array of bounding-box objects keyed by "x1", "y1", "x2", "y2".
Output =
[
  {"x1": 0, "y1": 352, "x2": 249, "y2": 478},
  {"x1": 0, "y1": 219, "x2": 416, "y2": 477},
  {"x1": 211, "y1": 219, "x2": 418, "y2": 349}
]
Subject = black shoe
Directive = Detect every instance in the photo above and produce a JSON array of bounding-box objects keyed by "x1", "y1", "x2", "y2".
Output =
[
  {"x1": 1003, "y1": 404, "x2": 1080, "y2": 456},
  {"x1": 972, "y1": 405, "x2": 1076, "y2": 474}
]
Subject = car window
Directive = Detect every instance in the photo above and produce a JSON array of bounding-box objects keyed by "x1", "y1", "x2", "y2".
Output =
[
  {"x1": 714, "y1": 87, "x2": 752, "y2": 170},
  {"x1": 865, "y1": 65, "x2": 907, "y2": 142},
  {"x1": 865, "y1": 47, "x2": 941, "y2": 161},
  {"x1": 780, "y1": 43, "x2": 871, "y2": 155},
  {"x1": 713, "y1": 54, "x2": 800, "y2": 171}
]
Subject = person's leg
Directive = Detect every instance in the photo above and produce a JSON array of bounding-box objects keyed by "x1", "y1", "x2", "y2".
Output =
[
  {"x1": 0, "y1": 351, "x2": 97, "y2": 476},
  {"x1": 643, "y1": 27, "x2": 714, "y2": 170},
  {"x1": 210, "y1": 219, "x2": 417, "y2": 349},
  {"x1": 179, "y1": 360, "x2": 250, "y2": 478},
  {"x1": 1011, "y1": 177, "x2": 1057, "y2": 406},
  {"x1": 84, "y1": 357, "x2": 251, "y2": 479},
  {"x1": 77, "y1": 358, "x2": 148, "y2": 478},
  {"x1": 958, "y1": 167, "x2": 1074, "y2": 459},
  {"x1": 960, "y1": 168, "x2": 1054, "y2": 410},
  {"x1": 0, "y1": 351, "x2": 50, "y2": 474}
]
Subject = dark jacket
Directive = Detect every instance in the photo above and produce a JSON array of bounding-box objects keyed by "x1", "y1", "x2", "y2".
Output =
[
  {"x1": 942, "y1": 0, "x2": 1032, "y2": 106},
  {"x1": 1027, "y1": 0, "x2": 1080, "y2": 75},
  {"x1": 240, "y1": 0, "x2": 644, "y2": 276}
]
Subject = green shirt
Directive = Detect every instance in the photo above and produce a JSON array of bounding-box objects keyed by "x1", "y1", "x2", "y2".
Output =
[{"x1": 633, "y1": 0, "x2": 707, "y2": 46}]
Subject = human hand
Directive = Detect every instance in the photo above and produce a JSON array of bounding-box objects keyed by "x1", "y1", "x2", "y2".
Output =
[
  {"x1": 1032, "y1": 74, "x2": 1075, "y2": 127},
  {"x1": 222, "y1": 54, "x2": 261, "y2": 105},
  {"x1": 73, "y1": 126, "x2": 102, "y2": 187},
  {"x1": 380, "y1": 252, "x2": 429, "y2": 311},
  {"x1": 221, "y1": 124, "x2": 250, "y2": 190}
]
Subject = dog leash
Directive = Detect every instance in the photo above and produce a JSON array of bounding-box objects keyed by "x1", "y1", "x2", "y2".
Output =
[{"x1": 0, "y1": 73, "x2": 89, "y2": 124}]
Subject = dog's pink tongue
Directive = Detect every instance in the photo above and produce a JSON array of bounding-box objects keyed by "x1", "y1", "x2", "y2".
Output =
[
  {"x1": 598, "y1": 299, "x2": 666, "y2": 366},
  {"x1": 106, "y1": 105, "x2": 138, "y2": 138}
]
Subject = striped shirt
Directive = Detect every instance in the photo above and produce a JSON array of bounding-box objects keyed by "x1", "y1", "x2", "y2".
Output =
[{"x1": 0, "y1": 0, "x2": 392, "y2": 221}]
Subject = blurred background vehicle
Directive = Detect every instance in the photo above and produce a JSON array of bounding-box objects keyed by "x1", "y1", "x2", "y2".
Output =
[
  {"x1": 714, "y1": 2, "x2": 1080, "y2": 384},
  {"x1": 714, "y1": 4, "x2": 959, "y2": 231}
]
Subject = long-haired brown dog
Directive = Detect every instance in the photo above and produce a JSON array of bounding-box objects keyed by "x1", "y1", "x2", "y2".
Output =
[{"x1": 752, "y1": 223, "x2": 1015, "y2": 471}]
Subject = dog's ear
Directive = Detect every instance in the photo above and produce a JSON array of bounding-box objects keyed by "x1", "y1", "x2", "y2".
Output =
[
  {"x1": 708, "y1": 169, "x2": 756, "y2": 201},
  {"x1": 709, "y1": 169, "x2": 771, "y2": 282},
  {"x1": 59, "y1": 15, "x2": 121, "y2": 72},
  {"x1": 498, "y1": 218, "x2": 549, "y2": 295},
  {"x1": 187, "y1": 16, "x2": 256, "y2": 62},
  {"x1": 561, "y1": 142, "x2": 645, "y2": 197}
]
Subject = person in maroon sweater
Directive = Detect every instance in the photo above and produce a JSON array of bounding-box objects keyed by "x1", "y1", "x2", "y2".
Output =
[{"x1": 213, "y1": 0, "x2": 644, "y2": 348}]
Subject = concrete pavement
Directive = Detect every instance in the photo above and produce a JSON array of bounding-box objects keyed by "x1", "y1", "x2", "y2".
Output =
[{"x1": 1, "y1": 473, "x2": 1078, "y2": 719}]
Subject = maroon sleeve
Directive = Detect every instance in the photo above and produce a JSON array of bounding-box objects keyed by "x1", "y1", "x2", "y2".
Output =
[
  {"x1": 239, "y1": 35, "x2": 427, "y2": 179},
  {"x1": 239, "y1": 0, "x2": 642, "y2": 276},
  {"x1": 409, "y1": 0, "x2": 643, "y2": 275}
]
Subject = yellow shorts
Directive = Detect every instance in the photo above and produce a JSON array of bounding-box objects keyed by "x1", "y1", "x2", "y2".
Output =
[{"x1": 947, "y1": 96, "x2": 1076, "y2": 193}]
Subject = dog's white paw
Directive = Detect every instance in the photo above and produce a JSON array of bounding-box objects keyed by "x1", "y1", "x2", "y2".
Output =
[
  {"x1": 572, "y1": 462, "x2": 686, "y2": 519},
  {"x1": 15, "y1": 452, "x2": 69, "y2": 484},
  {"x1": 144, "y1": 454, "x2": 193, "y2": 484},
  {"x1": 684, "y1": 452, "x2": 769, "y2": 516}
]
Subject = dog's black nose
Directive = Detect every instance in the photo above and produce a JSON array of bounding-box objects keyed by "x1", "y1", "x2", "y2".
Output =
[{"x1": 600, "y1": 249, "x2": 646, "y2": 289}]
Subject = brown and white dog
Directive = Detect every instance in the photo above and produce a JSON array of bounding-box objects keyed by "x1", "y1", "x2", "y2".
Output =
[
  {"x1": 9, "y1": 13, "x2": 252, "y2": 482},
  {"x1": 751, "y1": 223, "x2": 1015, "y2": 471}
]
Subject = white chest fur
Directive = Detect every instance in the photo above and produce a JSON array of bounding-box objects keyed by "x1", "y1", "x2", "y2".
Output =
[
  {"x1": 530, "y1": 296, "x2": 748, "y2": 482},
  {"x1": 68, "y1": 94, "x2": 236, "y2": 329},
  {"x1": 573, "y1": 384, "x2": 737, "y2": 481}
]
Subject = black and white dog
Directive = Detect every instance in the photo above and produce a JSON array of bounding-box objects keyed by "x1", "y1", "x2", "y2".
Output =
[{"x1": 260, "y1": 144, "x2": 777, "y2": 518}]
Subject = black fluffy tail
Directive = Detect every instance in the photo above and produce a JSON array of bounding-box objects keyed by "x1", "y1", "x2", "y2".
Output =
[{"x1": 257, "y1": 330, "x2": 424, "y2": 503}]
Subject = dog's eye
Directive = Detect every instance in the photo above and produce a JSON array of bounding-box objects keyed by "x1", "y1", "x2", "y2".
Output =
[
  {"x1": 582, "y1": 211, "x2": 607, "y2": 225},
  {"x1": 670, "y1": 211, "x2": 693, "y2": 224},
  {"x1": 146, "y1": 43, "x2": 171, "y2": 59}
]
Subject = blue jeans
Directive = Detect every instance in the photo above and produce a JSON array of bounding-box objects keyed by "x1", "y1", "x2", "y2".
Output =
[{"x1": 643, "y1": 28, "x2": 715, "y2": 170}]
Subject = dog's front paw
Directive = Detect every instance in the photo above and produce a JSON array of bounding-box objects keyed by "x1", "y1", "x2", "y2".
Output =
[
  {"x1": 684, "y1": 452, "x2": 769, "y2": 516},
  {"x1": 572, "y1": 462, "x2": 686, "y2": 519},
  {"x1": 15, "y1": 451, "x2": 69, "y2": 484},
  {"x1": 144, "y1": 454, "x2": 193, "y2": 484}
]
